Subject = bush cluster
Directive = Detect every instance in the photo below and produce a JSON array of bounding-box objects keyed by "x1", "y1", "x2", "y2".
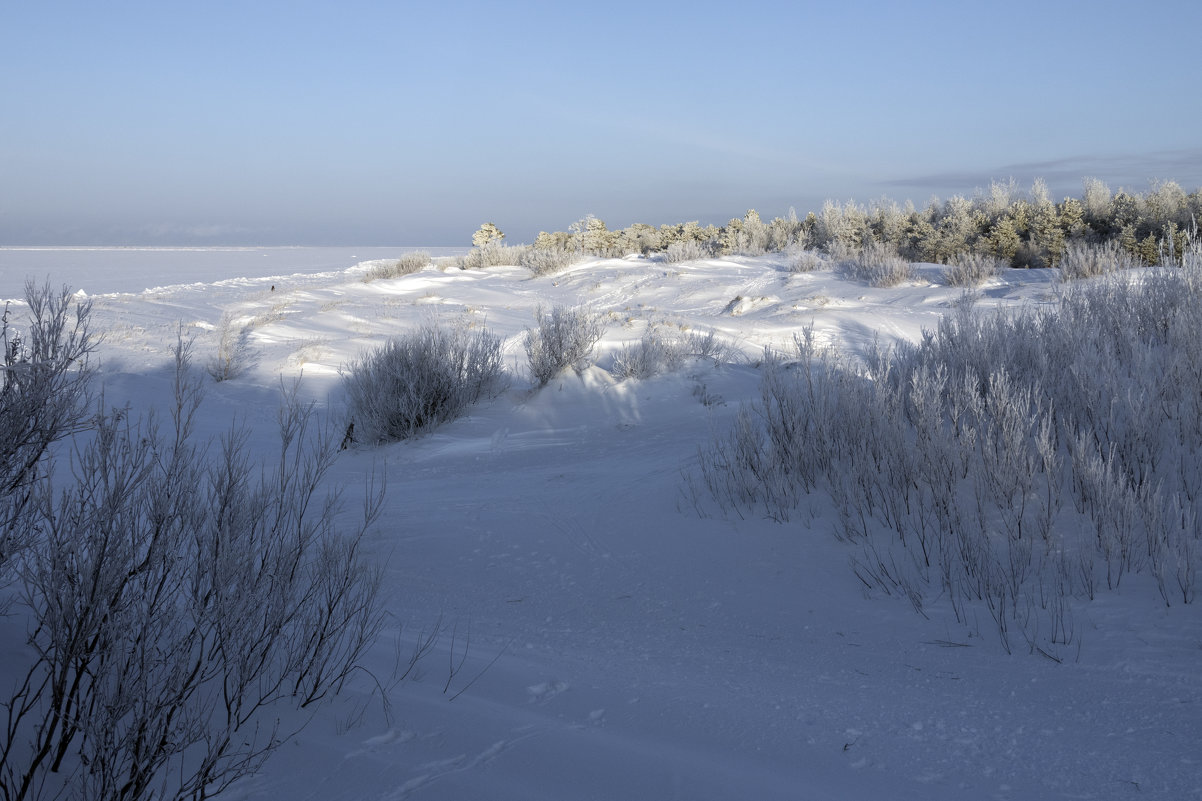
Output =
[
  {"x1": 663, "y1": 240, "x2": 712, "y2": 264},
  {"x1": 694, "y1": 254, "x2": 1202, "y2": 657},
  {"x1": 459, "y1": 242, "x2": 530, "y2": 270},
  {"x1": 524, "y1": 305, "x2": 605, "y2": 386},
  {"x1": 945, "y1": 252, "x2": 1007, "y2": 287},
  {"x1": 834, "y1": 241, "x2": 915, "y2": 287},
  {"x1": 611, "y1": 327, "x2": 728, "y2": 380},
  {"x1": 363, "y1": 251, "x2": 432, "y2": 281},
  {"x1": 520, "y1": 245, "x2": 584, "y2": 276},
  {"x1": 343, "y1": 324, "x2": 505, "y2": 443},
  {"x1": 1055, "y1": 240, "x2": 1141, "y2": 281},
  {"x1": 786, "y1": 247, "x2": 827, "y2": 273}
]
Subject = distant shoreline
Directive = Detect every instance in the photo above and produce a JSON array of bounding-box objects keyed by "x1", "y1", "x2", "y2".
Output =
[
  {"x1": 0, "y1": 245, "x2": 469, "y2": 299},
  {"x1": 0, "y1": 245, "x2": 457, "y2": 251}
]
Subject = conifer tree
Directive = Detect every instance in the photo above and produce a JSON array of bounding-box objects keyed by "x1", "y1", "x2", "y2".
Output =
[{"x1": 472, "y1": 222, "x2": 505, "y2": 248}]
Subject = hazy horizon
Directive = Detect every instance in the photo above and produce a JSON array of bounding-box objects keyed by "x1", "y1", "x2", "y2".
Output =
[{"x1": 5, "y1": 166, "x2": 1200, "y2": 249}]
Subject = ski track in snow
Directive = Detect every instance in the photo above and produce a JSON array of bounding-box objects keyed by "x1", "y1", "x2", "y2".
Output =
[{"x1": 5, "y1": 251, "x2": 1200, "y2": 801}]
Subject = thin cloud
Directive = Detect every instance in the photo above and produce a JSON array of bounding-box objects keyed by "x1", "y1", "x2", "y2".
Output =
[{"x1": 884, "y1": 148, "x2": 1202, "y2": 195}]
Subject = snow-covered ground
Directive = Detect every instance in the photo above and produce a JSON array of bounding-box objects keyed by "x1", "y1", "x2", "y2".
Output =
[{"x1": 4, "y1": 250, "x2": 1199, "y2": 800}]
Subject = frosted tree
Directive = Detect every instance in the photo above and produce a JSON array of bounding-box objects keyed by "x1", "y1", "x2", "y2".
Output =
[
  {"x1": 1081, "y1": 177, "x2": 1113, "y2": 225},
  {"x1": 979, "y1": 178, "x2": 1019, "y2": 221},
  {"x1": 931, "y1": 195, "x2": 976, "y2": 263},
  {"x1": 471, "y1": 222, "x2": 505, "y2": 248},
  {"x1": 567, "y1": 215, "x2": 615, "y2": 255},
  {"x1": 815, "y1": 199, "x2": 868, "y2": 251}
]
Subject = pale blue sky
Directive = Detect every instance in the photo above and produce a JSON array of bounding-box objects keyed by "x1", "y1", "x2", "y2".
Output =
[{"x1": 3, "y1": 0, "x2": 1200, "y2": 245}]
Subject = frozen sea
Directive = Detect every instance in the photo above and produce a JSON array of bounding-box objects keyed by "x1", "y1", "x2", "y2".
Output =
[{"x1": 0, "y1": 246, "x2": 465, "y2": 300}]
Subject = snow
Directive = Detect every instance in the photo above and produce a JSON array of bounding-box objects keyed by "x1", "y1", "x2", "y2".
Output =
[{"x1": 4, "y1": 250, "x2": 1199, "y2": 800}]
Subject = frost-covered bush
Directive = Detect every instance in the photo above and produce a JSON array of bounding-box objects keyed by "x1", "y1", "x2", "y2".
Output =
[
  {"x1": 836, "y1": 241, "x2": 915, "y2": 286},
  {"x1": 1057, "y1": 240, "x2": 1140, "y2": 280},
  {"x1": 460, "y1": 243, "x2": 530, "y2": 270},
  {"x1": 686, "y1": 328, "x2": 731, "y2": 363},
  {"x1": 694, "y1": 264, "x2": 1202, "y2": 656},
  {"x1": 1, "y1": 325, "x2": 383, "y2": 801},
  {"x1": 1183, "y1": 228, "x2": 1202, "y2": 270},
  {"x1": 613, "y1": 327, "x2": 732, "y2": 380},
  {"x1": 663, "y1": 240, "x2": 710, "y2": 263},
  {"x1": 364, "y1": 251, "x2": 432, "y2": 282},
  {"x1": 613, "y1": 332, "x2": 681, "y2": 380},
  {"x1": 521, "y1": 245, "x2": 583, "y2": 276},
  {"x1": 786, "y1": 248, "x2": 827, "y2": 273},
  {"x1": 525, "y1": 305, "x2": 605, "y2": 386},
  {"x1": 343, "y1": 324, "x2": 505, "y2": 443},
  {"x1": 206, "y1": 311, "x2": 255, "y2": 381},
  {"x1": 946, "y1": 252, "x2": 1005, "y2": 287}
]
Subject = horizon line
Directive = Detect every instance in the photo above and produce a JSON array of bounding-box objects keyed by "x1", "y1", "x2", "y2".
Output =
[{"x1": 0, "y1": 244, "x2": 466, "y2": 250}]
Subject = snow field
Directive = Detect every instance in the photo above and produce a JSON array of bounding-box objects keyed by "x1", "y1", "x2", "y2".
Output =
[{"x1": 4, "y1": 250, "x2": 1199, "y2": 800}]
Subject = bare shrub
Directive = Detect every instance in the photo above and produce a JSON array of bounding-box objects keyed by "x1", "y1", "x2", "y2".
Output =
[
  {"x1": 525, "y1": 305, "x2": 605, "y2": 386},
  {"x1": 822, "y1": 239, "x2": 858, "y2": 263},
  {"x1": 206, "y1": 312, "x2": 255, "y2": 381},
  {"x1": 1, "y1": 283, "x2": 96, "y2": 583},
  {"x1": 1057, "y1": 240, "x2": 1140, "y2": 280},
  {"x1": 663, "y1": 240, "x2": 710, "y2": 263},
  {"x1": 687, "y1": 328, "x2": 732, "y2": 363},
  {"x1": 613, "y1": 329, "x2": 687, "y2": 380},
  {"x1": 1, "y1": 282, "x2": 96, "y2": 503},
  {"x1": 786, "y1": 248, "x2": 827, "y2": 273},
  {"x1": 460, "y1": 243, "x2": 530, "y2": 270},
  {"x1": 363, "y1": 251, "x2": 432, "y2": 282},
  {"x1": 1182, "y1": 224, "x2": 1202, "y2": 271},
  {"x1": 0, "y1": 337, "x2": 384, "y2": 801},
  {"x1": 343, "y1": 324, "x2": 505, "y2": 444},
  {"x1": 946, "y1": 253, "x2": 1005, "y2": 287},
  {"x1": 837, "y1": 241, "x2": 915, "y2": 287},
  {"x1": 521, "y1": 246, "x2": 583, "y2": 277},
  {"x1": 613, "y1": 327, "x2": 732, "y2": 380}
]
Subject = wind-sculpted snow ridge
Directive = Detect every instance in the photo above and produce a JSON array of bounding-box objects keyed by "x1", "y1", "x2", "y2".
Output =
[{"x1": 3, "y1": 250, "x2": 1198, "y2": 801}]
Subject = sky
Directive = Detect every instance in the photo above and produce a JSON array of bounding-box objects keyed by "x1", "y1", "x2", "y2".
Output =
[{"x1": 2, "y1": 0, "x2": 1200, "y2": 246}]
